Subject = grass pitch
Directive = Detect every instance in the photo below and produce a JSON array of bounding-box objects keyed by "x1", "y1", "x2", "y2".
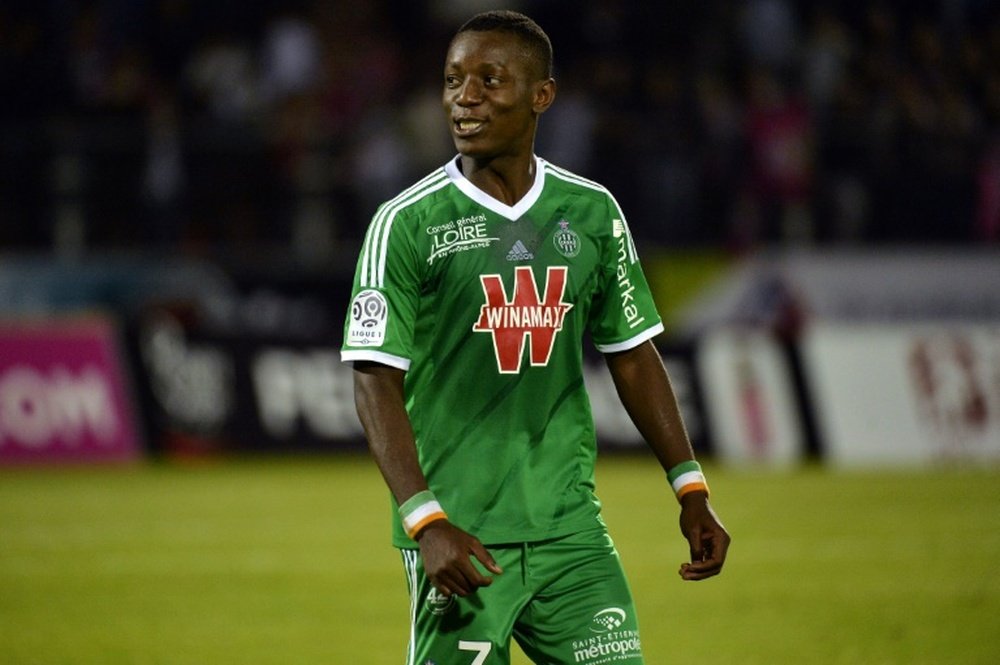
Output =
[{"x1": 1, "y1": 455, "x2": 998, "y2": 664}]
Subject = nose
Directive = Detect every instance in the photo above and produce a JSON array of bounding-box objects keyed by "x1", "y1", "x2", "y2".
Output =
[{"x1": 455, "y1": 78, "x2": 483, "y2": 106}]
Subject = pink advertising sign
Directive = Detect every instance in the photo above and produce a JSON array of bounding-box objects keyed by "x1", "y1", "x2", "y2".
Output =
[{"x1": 0, "y1": 316, "x2": 142, "y2": 464}]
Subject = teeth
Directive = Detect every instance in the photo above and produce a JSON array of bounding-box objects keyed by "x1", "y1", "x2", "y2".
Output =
[{"x1": 458, "y1": 120, "x2": 482, "y2": 131}]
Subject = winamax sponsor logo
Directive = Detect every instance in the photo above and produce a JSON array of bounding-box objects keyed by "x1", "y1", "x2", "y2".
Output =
[
  {"x1": 570, "y1": 607, "x2": 641, "y2": 664},
  {"x1": 426, "y1": 213, "x2": 499, "y2": 265},
  {"x1": 473, "y1": 266, "x2": 573, "y2": 374}
]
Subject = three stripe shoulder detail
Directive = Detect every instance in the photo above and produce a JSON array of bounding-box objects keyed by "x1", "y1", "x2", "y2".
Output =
[{"x1": 360, "y1": 169, "x2": 451, "y2": 288}]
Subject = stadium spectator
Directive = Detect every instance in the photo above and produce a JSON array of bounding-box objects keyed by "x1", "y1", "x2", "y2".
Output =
[{"x1": 0, "y1": 1, "x2": 996, "y2": 254}]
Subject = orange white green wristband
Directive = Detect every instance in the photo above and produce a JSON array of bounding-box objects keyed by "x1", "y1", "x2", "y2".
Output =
[
  {"x1": 667, "y1": 460, "x2": 709, "y2": 500},
  {"x1": 398, "y1": 490, "x2": 448, "y2": 539}
]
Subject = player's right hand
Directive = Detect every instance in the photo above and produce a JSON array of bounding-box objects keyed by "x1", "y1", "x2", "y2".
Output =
[{"x1": 416, "y1": 520, "x2": 503, "y2": 597}]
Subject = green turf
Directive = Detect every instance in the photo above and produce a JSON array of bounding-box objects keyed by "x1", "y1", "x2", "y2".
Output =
[{"x1": 1, "y1": 455, "x2": 998, "y2": 664}]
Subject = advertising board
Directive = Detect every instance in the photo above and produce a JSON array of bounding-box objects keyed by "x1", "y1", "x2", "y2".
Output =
[
  {"x1": 696, "y1": 327, "x2": 806, "y2": 465},
  {"x1": 0, "y1": 316, "x2": 142, "y2": 464},
  {"x1": 801, "y1": 324, "x2": 1000, "y2": 465}
]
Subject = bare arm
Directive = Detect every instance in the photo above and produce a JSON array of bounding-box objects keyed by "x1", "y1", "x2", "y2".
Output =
[
  {"x1": 352, "y1": 361, "x2": 425, "y2": 503},
  {"x1": 604, "y1": 340, "x2": 730, "y2": 580},
  {"x1": 352, "y1": 361, "x2": 501, "y2": 595}
]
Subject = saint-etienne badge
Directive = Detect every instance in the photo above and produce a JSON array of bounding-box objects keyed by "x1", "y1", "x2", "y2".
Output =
[{"x1": 553, "y1": 219, "x2": 580, "y2": 258}]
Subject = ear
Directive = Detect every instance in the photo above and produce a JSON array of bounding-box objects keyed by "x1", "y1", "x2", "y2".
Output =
[{"x1": 532, "y1": 78, "x2": 556, "y2": 114}]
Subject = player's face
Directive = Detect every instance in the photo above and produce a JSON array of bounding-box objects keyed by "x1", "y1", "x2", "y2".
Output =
[{"x1": 443, "y1": 30, "x2": 553, "y2": 160}]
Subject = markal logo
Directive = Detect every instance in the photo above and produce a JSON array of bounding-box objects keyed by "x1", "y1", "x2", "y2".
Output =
[
  {"x1": 506, "y1": 240, "x2": 534, "y2": 261},
  {"x1": 425, "y1": 587, "x2": 455, "y2": 616},
  {"x1": 590, "y1": 607, "x2": 627, "y2": 633},
  {"x1": 553, "y1": 219, "x2": 580, "y2": 258},
  {"x1": 347, "y1": 289, "x2": 388, "y2": 347}
]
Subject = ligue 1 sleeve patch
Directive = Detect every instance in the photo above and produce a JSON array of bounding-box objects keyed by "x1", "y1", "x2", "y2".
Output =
[{"x1": 348, "y1": 289, "x2": 388, "y2": 347}]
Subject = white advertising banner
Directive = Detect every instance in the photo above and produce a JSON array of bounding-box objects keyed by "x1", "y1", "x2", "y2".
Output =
[
  {"x1": 801, "y1": 324, "x2": 1000, "y2": 466},
  {"x1": 696, "y1": 328, "x2": 806, "y2": 466},
  {"x1": 677, "y1": 249, "x2": 1000, "y2": 336}
]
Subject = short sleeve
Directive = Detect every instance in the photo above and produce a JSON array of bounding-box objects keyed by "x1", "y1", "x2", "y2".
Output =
[
  {"x1": 341, "y1": 207, "x2": 422, "y2": 369},
  {"x1": 587, "y1": 209, "x2": 664, "y2": 352}
]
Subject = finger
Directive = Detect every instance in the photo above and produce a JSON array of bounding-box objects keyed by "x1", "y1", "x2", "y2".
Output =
[
  {"x1": 678, "y1": 558, "x2": 723, "y2": 581},
  {"x1": 713, "y1": 527, "x2": 732, "y2": 563},
  {"x1": 437, "y1": 568, "x2": 474, "y2": 597},
  {"x1": 687, "y1": 525, "x2": 705, "y2": 562},
  {"x1": 450, "y1": 578, "x2": 474, "y2": 597},
  {"x1": 471, "y1": 543, "x2": 504, "y2": 575},
  {"x1": 682, "y1": 555, "x2": 722, "y2": 573},
  {"x1": 678, "y1": 537, "x2": 726, "y2": 581},
  {"x1": 698, "y1": 527, "x2": 729, "y2": 568},
  {"x1": 459, "y1": 558, "x2": 494, "y2": 589}
]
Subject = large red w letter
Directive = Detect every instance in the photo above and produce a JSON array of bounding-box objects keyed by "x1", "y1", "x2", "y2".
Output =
[{"x1": 473, "y1": 266, "x2": 573, "y2": 373}]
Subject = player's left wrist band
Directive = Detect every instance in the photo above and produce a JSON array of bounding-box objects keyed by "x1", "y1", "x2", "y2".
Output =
[
  {"x1": 667, "y1": 460, "x2": 709, "y2": 501},
  {"x1": 398, "y1": 490, "x2": 448, "y2": 539}
]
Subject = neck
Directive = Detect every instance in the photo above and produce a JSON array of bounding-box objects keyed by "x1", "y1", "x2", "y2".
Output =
[{"x1": 458, "y1": 152, "x2": 536, "y2": 206}]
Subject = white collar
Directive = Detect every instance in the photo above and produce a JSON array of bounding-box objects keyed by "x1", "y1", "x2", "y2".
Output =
[{"x1": 444, "y1": 155, "x2": 546, "y2": 221}]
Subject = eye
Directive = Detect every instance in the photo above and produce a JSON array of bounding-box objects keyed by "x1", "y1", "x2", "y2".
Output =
[
  {"x1": 484, "y1": 75, "x2": 502, "y2": 87},
  {"x1": 445, "y1": 75, "x2": 461, "y2": 88}
]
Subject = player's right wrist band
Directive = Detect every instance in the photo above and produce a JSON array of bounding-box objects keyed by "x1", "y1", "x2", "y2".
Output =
[
  {"x1": 398, "y1": 490, "x2": 448, "y2": 539},
  {"x1": 667, "y1": 460, "x2": 710, "y2": 501}
]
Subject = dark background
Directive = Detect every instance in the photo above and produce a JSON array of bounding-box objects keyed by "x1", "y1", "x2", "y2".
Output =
[{"x1": 2, "y1": 0, "x2": 997, "y2": 258}]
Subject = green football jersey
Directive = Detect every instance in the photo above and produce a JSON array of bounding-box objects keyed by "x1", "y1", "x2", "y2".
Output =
[{"x1": 342, "y1": 156, "x2": 664, "y2": 547}]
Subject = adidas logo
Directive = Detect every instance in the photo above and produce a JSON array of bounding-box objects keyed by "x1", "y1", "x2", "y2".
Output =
[{"x1": 506, "y1": 240, "x2": 534, "y2": 261}]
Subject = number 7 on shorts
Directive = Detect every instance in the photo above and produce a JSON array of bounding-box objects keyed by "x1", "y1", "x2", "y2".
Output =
[{"x1": 458, "y1": 640, "x2": 491, "y2": 664}]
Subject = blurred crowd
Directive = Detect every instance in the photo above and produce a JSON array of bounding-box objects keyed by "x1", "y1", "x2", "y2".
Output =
[{"x1": 1, "y1": 0, "x2": 998, "y2": 261}]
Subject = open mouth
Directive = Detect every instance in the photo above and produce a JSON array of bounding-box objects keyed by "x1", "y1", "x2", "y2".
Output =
[{"x1": 453, "y1": 118, "x2": 485, "y2": 136}]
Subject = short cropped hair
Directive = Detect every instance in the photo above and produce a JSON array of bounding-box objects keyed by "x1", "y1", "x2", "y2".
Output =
[{"x1": 455, "y1": 10, "x2": 554, "y2": 80}]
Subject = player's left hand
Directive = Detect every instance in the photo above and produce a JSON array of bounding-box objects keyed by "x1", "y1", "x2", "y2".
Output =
[{"x1": 677, "y1": 492, "x2": 730, "y2": 581}]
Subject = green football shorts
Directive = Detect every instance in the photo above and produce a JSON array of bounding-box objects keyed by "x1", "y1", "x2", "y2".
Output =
[{"x1": 400, "y1": 526, "x2": 644, "y2": 665}]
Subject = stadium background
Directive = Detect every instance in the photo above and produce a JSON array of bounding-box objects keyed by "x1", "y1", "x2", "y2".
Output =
[{"x1": 1, "y1": 1, "x2": 999, "y2": 663}]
